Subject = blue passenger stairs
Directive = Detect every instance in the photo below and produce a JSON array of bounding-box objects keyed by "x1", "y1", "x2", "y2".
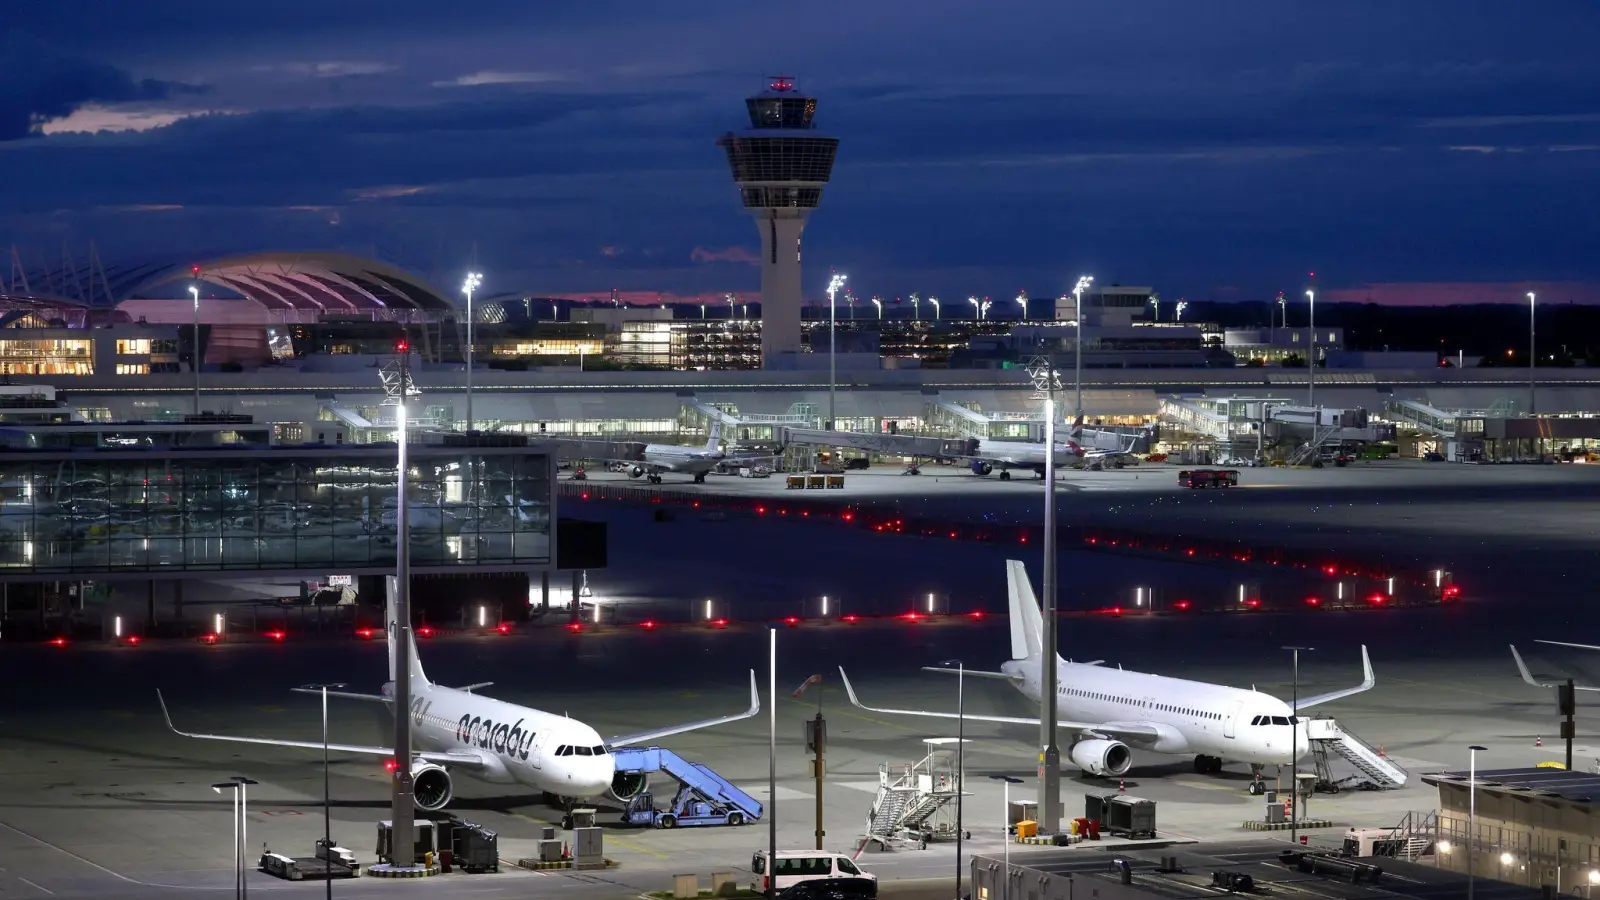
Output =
[{"x1": 611, "y1": 746, "x2": 763, "y2": 828}]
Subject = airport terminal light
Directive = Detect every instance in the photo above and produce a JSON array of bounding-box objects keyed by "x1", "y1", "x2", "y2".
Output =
[
  {"x1": 1306, "y1": 289, "x2": 1316, "y2": 408},
  {"x1": 826, "y1": 273, "x2": 847, "y2": 430},
  {"x1": 940, "y1": 659, "x2": 967, "y2": 900},
  {"x1": 212, "y1": 781, "x2": 243, "y2": 899},
  {"x1": 871, "y1": 297, "x2": 882, "y2": 320},
  {"x1": 1282, "y1": 646, "x2": 1312, "y2": 845},
  {"x1": 189, "y1": 284, "x2": 202, "y2": 415},
  {"x1": 1469, "y1": 744, "x2": 1486, "y2": 900},
  {"x1": 1149, "y1": 296, "x2": 1159, "y2": 321},
  {"x1": 929, "y1": 296, "x2": 940, "y2": 319},
  {"x1": 462, "y1": 271, "x2": 482, "y2": 432},
  {"x1": 989, "y1": 774, "x2": 1024, "y2": 900},
  {"x1": 1028, "y1": 357, "x2": 1064, "y2": 833},
  {"x1": 1072, "y1": 276, "x2": 1094, "y2": 420},
  {"x1": 969, "y1": 296, "x2": 980, "y2": 320},
  {"x1": 1528, "y1": 291, "x2": 1537, "y2": 415},
  {"x1": 1016, "y1": 292, "x2": 1027, "y2": 321},
  {"x1": 911, "y1": 293, "x2": 920, "y2": 320},
  {"x1": 1175, "y1": 300, "x2": 1188, "y2": 322},
  {"x1": 306, "y1": 682, "x2": 346, "y2": 900},
  {"x1": 981, "y1": 299, "x2": 992, "y2": 320}
]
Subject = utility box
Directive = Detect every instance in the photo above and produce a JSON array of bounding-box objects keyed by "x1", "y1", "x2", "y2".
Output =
[
  {"x1": 449, "y1": 820, "x2": 499, "y2": 873},
  {"x1": 1085, "y1": 792, "x2": 1119, "y2": 825},
  {"x1": 1104, "y1": 796, "x2": 1157, "y2": 839},
  {"x1": 1009, "y1": 800, "x2": 1038, "y2": 826},
  {"x1": 375, "y1": 819, "x2": 436, "y2": 864},
  {"x1": 573, "y1": 826, "x2": 604, "y2": 868},
  {"x1": 674, "y1": 874, "x2": 700, "y2": 898},
  {"x1": 536, "y1": 839, "x2": 564, "y2": 862},
  {"x1": 805, "y1": 717, "x2": 827, "y2": 753},
  {"x1": 712, "y1": 872, "x2": 739, "y2": 896}
]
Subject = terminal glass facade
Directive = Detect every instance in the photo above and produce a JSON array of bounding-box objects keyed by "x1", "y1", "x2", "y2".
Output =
[{"x1": 0, "y1": 445, "x2": 552, "y2": 577}]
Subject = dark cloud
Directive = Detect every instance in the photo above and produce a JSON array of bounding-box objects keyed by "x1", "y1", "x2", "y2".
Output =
[{"x1": 0, "y1": 31, "x2": 207, "y2": 141}]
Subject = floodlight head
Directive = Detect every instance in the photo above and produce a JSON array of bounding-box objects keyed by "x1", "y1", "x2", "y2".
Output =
[{"x1": 462, "y1": 272, "x2": 483, "y2": 294}]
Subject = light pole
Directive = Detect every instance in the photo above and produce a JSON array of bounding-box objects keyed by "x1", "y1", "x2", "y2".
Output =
[
  {"x1": 1175, "y1": 300, "x2": 1188, "y2": 322},
  {"x1": 981, "y1": 300, "x2": 992, "y2": 321},
  {"x1": 1305, "y1": 289, "x2": 1316, "y2": 408},
  {"x1": 968, "y1": 296, "x2": 980, "y2": 320},
  {"x1": 871, "y1": 297, "x2": 882, "y2": 320},
  {"x1": 1282, "y1": 646, "x2": 1312, "y2": 846},
  {"x1": 929, "y1": 297, "x2": 940, "y2": 320},
  {"x1": 826, "y1": 274, "x2": 846, "y2": 430},
  {"x1": 941, "y1": 659, "x2": 967, "y2": 900},
  {"x1": 767, "y1": 627, "x2": 777, "y2": 900},
  {"x1": 1029, "y1": 359, "x2": 1063, "y2": 834},
  {"x1": 700, "y1": 304, "x2": 706, "y2": 320},
  {"x1": 1072, "y1": 276, "x2": 1093, "y2": 422},
  {"x1": 1148, "y1": 296, "x2": 1159, "y2": 322},
  {"x1": 1528, "y1": 292, "x2": 1537, "y2": 416},
  {"x1": 1016, "y1": 292, "x2": 1028, "y2": 321},
  {"x1": 911, "y1": 293, "x2": 920, "y2": 321},
  {"x1": 213, "y1": 781, "x2": 242, "y2": 899},
  {"x1": 461, "y1": 272, "x2": 481, "y2": 433},
  {"x1": 306, "y1": 682, "x2": 346, "y2": 899},
  {"x1": 989, "y1": 775, "x2": 1023, "y2": 900},
  {"x1": 213, "y1": 776, "x2": 259, "y2": 899},
  {"x1": 189, "y1": 284, "x2": 201, "y2": 415},
  {"x1": 1469, "y1": 744, "x2": 1486, "y2": 900}
]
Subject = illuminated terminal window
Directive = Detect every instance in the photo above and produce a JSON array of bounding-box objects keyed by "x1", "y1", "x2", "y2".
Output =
[
  {"x1": 116, "y1": 364, "x2": 150, "y2": 375},
  {"x1": 0, "y1": 339, "x2": 93, "y2": 375},
  {"x1": 116, "y1": 339, "x2": 152, "y2": 355}
]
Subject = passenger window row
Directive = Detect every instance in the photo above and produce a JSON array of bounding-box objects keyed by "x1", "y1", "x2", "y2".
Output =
[
  {"x1": 1066, "y1": 686, "x2": 1221, "y2": 721},
  {"x1": 555, "y1": 744, "x2": 608, "y2": 756}
]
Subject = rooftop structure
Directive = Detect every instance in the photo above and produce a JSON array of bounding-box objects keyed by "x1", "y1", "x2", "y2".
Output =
[{"x1": 718, "y1": 77, "x2": 840, "y2": 367}]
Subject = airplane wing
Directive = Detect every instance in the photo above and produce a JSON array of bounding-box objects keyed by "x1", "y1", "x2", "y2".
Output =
[
  {"x1": 1537, "y1": 641, "x2": 1600, "y2": 652},
  {"x1": 157, "y1": 690, "x2": 492, "y2": 769},
  {"x1": 1295, "y1": 646, "x2": 1375, "y2": 710},
  {"x1": 838, "y1": 668, "x2": 1160, "y2": 742},
  {"x1": 1512, "y1": 645, "x2": 1600, "y2": 691},
  {"x1": 290, "y1": 687, "x2": 389, "y2": 703},
  {"x1": 606, "y1": 670, "x2": 760, "y2": 748}
]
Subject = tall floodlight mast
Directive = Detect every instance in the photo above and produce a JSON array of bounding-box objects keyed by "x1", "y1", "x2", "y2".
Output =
[{"x1": 719, "y1": 77, "x2": 840, "y2": 367}]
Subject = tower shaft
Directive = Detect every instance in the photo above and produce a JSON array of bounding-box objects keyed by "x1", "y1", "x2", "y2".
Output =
[{"x1": 754, "y1": 211, "x2": 808, "y2": 361}]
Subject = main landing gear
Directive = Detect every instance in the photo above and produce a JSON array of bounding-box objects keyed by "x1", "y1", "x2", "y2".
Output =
[
  {"x1": 1193, "y1": 754, "x2": 1223, "y2": 775},
  {"x1": 647, "y1": 473, "x2": 663, "y2": 484},
  {"x1": 999, "y1": 470, "x2": 1011, "y2": 481},
  {"x1": 693, "y1": 472, "x2": 707, "y2": 484}
]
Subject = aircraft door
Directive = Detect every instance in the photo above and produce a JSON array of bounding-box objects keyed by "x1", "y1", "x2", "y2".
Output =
[
  {"x1": 529, "y1": 732, "x2": 548, "y2": 769},
  {"x1": 1223, "y1": 702, "x2": 1243, "y2": 739}
]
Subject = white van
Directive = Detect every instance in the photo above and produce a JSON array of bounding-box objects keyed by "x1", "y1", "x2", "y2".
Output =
[{"x1": 750, "y1": 850, "x2": 875, "y2": 892}]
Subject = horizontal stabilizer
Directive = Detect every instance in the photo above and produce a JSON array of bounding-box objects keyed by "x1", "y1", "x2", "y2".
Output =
[
  {"x1": 1511, "y1": 645, "x2": 1600, "y2": 692},
  {"x1": 1536, "y1": 640, "x2": 1600, "y2": 652},
  {"x1": 290, "y1": 687, "x2": 388, "y2": 703},
  {"x1": 919, "y1": 666, "x2": 1019, "y2": 681},
  {"x1": 456, "y1": 682, "x2": 495, "y2": 693}
]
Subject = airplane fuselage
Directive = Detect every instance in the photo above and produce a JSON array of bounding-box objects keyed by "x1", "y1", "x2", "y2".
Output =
[
  {"x1": 999, "y1": 659, "x2": 1309, "y2": 766},
  {"x1": 386, "y1": 680, "x2": 614, "y2": 796},
  {"x1": 636, "y1": 446, "x2": 724, "y2": 476}
]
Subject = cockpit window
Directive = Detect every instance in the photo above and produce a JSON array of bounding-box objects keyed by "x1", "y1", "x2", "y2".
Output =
[
  {"x1": 556, "y1": 745, "x2": 570, "y2": 756},
  {"x1": 1253, "y1": 715, "x2": 1299, "y2": 726},
  {"x1": 575, "y1": 746, "x2": 593, "y2": 756},
  {"x1": 592, "y1": 745, "x2": 606, "y2": 755}
]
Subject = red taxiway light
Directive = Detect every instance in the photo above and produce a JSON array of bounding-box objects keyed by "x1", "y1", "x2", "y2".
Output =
[
  {"x1": 417, "y1": 626, "x2": 436, "y2": 638},
  {"x1": 1246, "y1": 599, "x2": 1261, "y2": 608},
  {"x1": 48, "y1": 637, "x2": 69, "y2": 647},
  {"x1": 496, "y1": 622, "x2": 512, "y2": 635},
  {"x1": 124, "y1": 635, "x2": 142, "y2": 645},
  {"x1": 1305, "y1": 597, "x2": 1321, "y2": 607},
  {"x1": 355, "y1": 628, "x2": 377, "y2": 639},
  {"x1": 842, "y1": 614, "x2": 860, "y2": 624},
  {"x1": 969, "y1": 610, "x2": 984, "y2": 619},
  {"x1": 1174, "y1": 600, "x2": 1192, "y2": 611},
  {"x1": 640, "y1": 620, "x2": 656, "y2": 630},
  {"x1": 265, "y1": 630, "x2": 287, "y2": 641},
  {"x1": 566, "y1": 622, "x2": 582, "y2": 633},
  {"x1": 201, "y1": 632, "x2": 220, "y2": 644},
  {"x1": 1367, "y1": 593, "x2": 1385, "y2": 604},
  {"x1": 711, "y1": 618, "x2": 729, "y2": 628},
  {"x1": 784, "y1": 616, "x2": 800, "y2": 627}
]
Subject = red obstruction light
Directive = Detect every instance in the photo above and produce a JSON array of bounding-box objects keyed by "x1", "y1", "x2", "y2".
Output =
[
  {"x1": 48, "y1": 636, "x2": 69, "y2": 647},
  {"x1": 1305, "y1": 597, "x2": 1321, "y2": 607},
  {"x1": 265, "y1": 630, "x2": 287, "y2": 641},
  {"x1": 355, "y1": 627, "x2": 377, "y2": 640},
  {"x1": 639, "y1": 620, "x2": 656, "y2": 630},
  {"x1": 1173, "y1": 600, "x2": 1192, "y2": 611},
  {"x1": 495, "y1": 622, "x2": 512, "y2": 635},
  {"x1": 784, "y1": 616, "x2": 800, "y2": 627},
  {"x1": 417, "y1": 626, "x2": 436, "y2": 638},
  {"x1": 842, "y1": 614, "x2": 860, "y2": 624}
]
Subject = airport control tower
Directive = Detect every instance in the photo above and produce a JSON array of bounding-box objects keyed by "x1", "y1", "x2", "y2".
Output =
[{"x1": 718, "y1": 77, "x2": 839, "y2": 366}]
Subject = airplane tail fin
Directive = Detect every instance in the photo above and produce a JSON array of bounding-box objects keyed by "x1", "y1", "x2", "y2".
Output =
[
  {"x1": 706, "y1": 418, "x2": 722, "y2": 451},
  {"x1": 1006, "y1": 560, "x2": 1045, "y2": 661},
  {"x1": 385, "y1": 575, "x2": 429, "y2": 686}
]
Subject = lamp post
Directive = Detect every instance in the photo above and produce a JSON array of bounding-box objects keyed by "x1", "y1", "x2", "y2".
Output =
[
  {"x1": 1306, "y1": 289, "x2": 1316, "y2": 408},
  {"x1": 1175, "y1": 300, "x2": 1188, "y2": 322},
  {"x1": 213, "y1": 781, "x2": 242, "y2": 899},
  {"x1": 1282, "y1": 646, "x2": 1312, "y2": 846},
  {"x1": 1028, "y1": 359, "x2": 1063, "y2": 833},
  {"x1": 941, "y1": 660, "x2": 967, "y2": 900},
  {"x1": 1016, "y1": 292, "x2": 1028, "y2": 322},
  {"x1": 989, "y1": 775, "x2": 1023, "y2": 900},
  {"x1": 826, "y1": 274, "x2": 846, "y2": 430},
  {"x1": 1528, "y1": 292, "x2": 1537, "y2": 416},
  {"x1": 461, "y1": 272, "x2": 482, "y2": 432},
  {"x1": 968, "y1": 296, "x2": 980, "y2": 320},
  {"x1": 981, "y1": 300, "x2": 992, "y2": 321},
  {"x1": 1148, "y1": 296, "x2": 1159, "y2": 322},
  {"x1": 911, "y1": 293, "x2": 920, "y2": 321},
  {"x1": 306, "y1": 683, "x2": 346, "y2": 899},
  {"x1": 767, "y1": 627, "x2": 778, "y2": 900},
  {"x1": 1469, "y1": 744, "x2": 1486, "y2": 900},
  {"x1": 871, "y1": 297, "x2": 882, "y2": 320},
  {"x1": 929, "y1": 297, "x2": 940, "y2": 320},
  {"x1": 214, "y1": 776, "x2": 259, "y2": 899},
  {"x1": 1072, "y1": 276, "x2": 1093, "y2": 422},
  {"x1": 189, "y1": 284, "x2": 201, "y2": 415}
]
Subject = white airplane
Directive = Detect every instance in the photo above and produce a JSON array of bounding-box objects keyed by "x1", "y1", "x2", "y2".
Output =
[
  {"x1": 604, "y1": 420, "x2": 725, "y2": 484},
  {"x1": 959, "y1": 419, "x2": 1141, "y2": 480},
  {"x1": 841, "y1": 560, "x2": 1375, "y2": 793},
  {"x1": 1511, "y1": 643, "x2": 1600, "y2": 692},
  {"x1": 158, "y1": 583, "x2": 761, "y2": 814}
]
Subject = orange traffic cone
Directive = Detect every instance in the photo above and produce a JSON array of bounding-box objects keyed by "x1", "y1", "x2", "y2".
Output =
[
  {"x1": 562, "y1": 841, "x2": 570, "y2": 859},
  {"x1": 1377, "y1": 746, "x2": 1385, "y2": 758},
  {"x1": 1537, "y1": 735, "x2": 1544, "y2": 747},
  {"x1": 1118, "y1": 779, "x2": 1126, "y2": 793}
]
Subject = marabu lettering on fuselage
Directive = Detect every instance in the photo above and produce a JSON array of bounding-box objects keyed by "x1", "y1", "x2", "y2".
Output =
[{"x1": 457, "y1": 712, "x2": 534, "y2": 760}]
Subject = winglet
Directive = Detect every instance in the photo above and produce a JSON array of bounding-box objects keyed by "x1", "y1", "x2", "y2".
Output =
[
  {"x1": 749, "y1": 669, "x2": 761, "y2": 715},
  {"x1": 1294, "y1": 644, "x2": 1378, "y2": 710},
  {"x1": 1512, "y1": 644, "x2": 1552, "y2": 688},
  {"x1": 838, "y1": 666, "x2": 866, "y2": 710},
  {"x1": 156, "y1": 689, "x2": 177, "y2": 732},
  {"x1": 1360, "y1": 644, "x2": 1375, "y2": 690}
]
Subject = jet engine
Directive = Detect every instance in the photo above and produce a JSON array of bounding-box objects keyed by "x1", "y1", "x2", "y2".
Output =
[
  {"x1": 970, "y1": 460, "x2": 993, "y2": 476},
  {"x1": 629, "y1": 466, "x2": 645, "y2": 479},
  {"x1": 412, "y1": 762, "x2": 454, "y2": 811},
  {"x1": 610, "y1": 770, "x2": 649, "y2": 802},
  {"x1": 1069, "y1": 739, "x2": 1132, "y2": 777}
]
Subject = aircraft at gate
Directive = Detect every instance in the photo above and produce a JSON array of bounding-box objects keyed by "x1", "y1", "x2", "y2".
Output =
[
  {"x1": 842, "y1": 560, "x2": 1374, "y2": 793},
  {"x1": 601, "y1": 420, "x2": 726, "y2": 484},
  {"x1": 959, "y1": 418, "x2": 1143, "y2": 479},
  {"x1": 159, "y1": 586, "x2": 759, "y2": 813}
]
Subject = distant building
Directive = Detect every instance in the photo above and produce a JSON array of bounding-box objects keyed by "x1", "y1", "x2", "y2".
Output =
[
  {"x1": 1224, "y1": 326, "x2": 1345, "y2": 365},
  {"x1": 1055, "y1": 285, "x2": 1158, "y2": 326}
]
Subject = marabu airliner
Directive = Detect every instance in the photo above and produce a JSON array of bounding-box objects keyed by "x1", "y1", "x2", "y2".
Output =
[
  {"x1": 842, "y1": 560, "x2": 1374, "y2": 793},
  {"x1": 159, "y1": 590, "x2": 758, "y2": 812}
]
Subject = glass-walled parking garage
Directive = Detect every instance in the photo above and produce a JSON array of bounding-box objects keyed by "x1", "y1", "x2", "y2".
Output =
[{"x1": 0, "y1": 444, "x2": 552, "y2": 577}]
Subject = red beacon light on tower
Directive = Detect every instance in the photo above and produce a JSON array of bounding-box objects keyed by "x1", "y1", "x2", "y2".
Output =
[{"x1": 767, "y1": 75, "x2": 795, "y2": 92}]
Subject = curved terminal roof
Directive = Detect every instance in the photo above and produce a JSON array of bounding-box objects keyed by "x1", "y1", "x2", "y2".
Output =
[{"x1": 13, "y1": 252, "x2": 458, "y2": 313}]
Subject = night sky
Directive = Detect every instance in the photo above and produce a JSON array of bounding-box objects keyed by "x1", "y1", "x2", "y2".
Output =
[{"x1": 4, "y1": 1, "x2": 1600, "y2": 308}]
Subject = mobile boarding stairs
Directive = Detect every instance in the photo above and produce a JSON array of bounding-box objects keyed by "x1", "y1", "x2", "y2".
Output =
[
  {"x1": 863, "y1": 745, "x2": 963, "y2": 851},
  {"x1": 1306, "y1": 717, "x2": 1407, "y2": 791},
  {"x1": 611, "y1": 746, "x2": 763, "y2": 828}
]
